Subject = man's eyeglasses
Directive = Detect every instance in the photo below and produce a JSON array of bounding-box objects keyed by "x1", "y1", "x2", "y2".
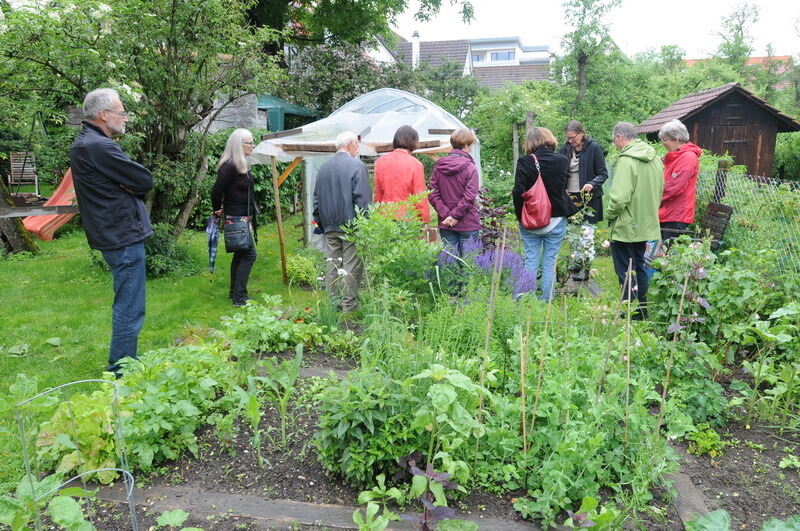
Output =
[
  {"x1": 242, "y1": 141, "x2": 255, "y2": 146},
  {"x1": 104, "y1": 109, "x2": 128, "y2": 118}
]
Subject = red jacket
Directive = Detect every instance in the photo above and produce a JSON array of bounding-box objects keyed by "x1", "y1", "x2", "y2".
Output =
[
  {"x1": 374, "y1": 148, "x2": 431, "y2": 223},
  {"x1": 660, "y1": 142, "x2": 702, "y2": 224}
]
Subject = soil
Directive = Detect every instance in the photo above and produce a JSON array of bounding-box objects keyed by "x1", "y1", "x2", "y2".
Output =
[
  {"x1": 272, "y1": 347, "x2": 357, "y2": 371},
  {"x1": 679, "y1": 421, "x2": 800, "y2": 530}
]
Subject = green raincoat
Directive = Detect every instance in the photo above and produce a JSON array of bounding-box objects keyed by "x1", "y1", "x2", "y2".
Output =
[{"x1": 607, "y1": 139, "x2": 664, "y2": 242}]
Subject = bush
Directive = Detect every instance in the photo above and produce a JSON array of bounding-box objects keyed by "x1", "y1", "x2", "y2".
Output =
[
  {"x1": 286, "y1": 251, "x2": 322, "y2": 288},
  {"x1": 144, "y1": 223, "x2": 198, "y2": 278}
]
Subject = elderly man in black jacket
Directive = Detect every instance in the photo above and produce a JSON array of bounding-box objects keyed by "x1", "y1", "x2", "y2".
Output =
[{"x1": 70, "y1": 88, "x2": 153, "y2": 375}]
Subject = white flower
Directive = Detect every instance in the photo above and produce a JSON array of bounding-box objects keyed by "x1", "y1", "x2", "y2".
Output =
[
  {"x1": 602, "y1": 240, "x2": 611, "y2": 249},
  {"x1": 582, "y1": 228, "x2": 592, "y2": 237},
  {"x1": 326, "y1": 257, "x2": 333, "y2": 262},
  {"x1": 337, "y1": 268, "x2": 348, "y2": 276}
]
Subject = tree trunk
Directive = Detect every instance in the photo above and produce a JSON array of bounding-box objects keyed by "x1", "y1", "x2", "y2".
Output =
[
  {"x1": 0, "y1": 180, "x2": 39, "y2": 253},
  {"x1": 576, "y1": 52, "x2": 588, "y2": 105},
  {"x1": 172, "y1": 155, "x2": 209, "y2": 235}
]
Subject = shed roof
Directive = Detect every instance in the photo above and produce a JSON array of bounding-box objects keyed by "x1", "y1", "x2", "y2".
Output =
[
  {"x1": 636, "y1": 82, "x2": 800, "y2": 134},
  {"x1": 396, "y1": 40, "x2": 470, "y2": 67}
]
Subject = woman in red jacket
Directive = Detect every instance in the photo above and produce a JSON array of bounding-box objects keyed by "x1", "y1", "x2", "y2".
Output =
[
  {"x1": 373, "y1": 125, "x2": 431, "y2": 223},
  {"x1": 658, "y1": 119, "x2": 703, "y2": 242}
]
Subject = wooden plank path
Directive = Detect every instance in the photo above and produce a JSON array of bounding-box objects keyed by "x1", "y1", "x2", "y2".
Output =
[{"x1": 96, "y1": 483, "x2": 537, "y2": 530}]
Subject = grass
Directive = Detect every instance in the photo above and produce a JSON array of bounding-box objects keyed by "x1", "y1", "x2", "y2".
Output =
[{"x1": 0, "y1": 215, "x2": 318, "y2": 492}]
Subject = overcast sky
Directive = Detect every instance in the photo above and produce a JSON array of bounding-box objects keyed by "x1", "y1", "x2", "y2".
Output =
[{"x1": 394, "y1": 0, "x2": 800, "y2": 59}]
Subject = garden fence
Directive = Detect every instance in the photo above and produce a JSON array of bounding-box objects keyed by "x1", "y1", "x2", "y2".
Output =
[{"x1": 696, "y1": 169, "x2": 800, "y2": 282}]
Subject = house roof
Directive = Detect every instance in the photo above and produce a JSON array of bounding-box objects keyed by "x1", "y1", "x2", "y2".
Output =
[
  {"x1": 396, "y1": 39, "x2": 470, "y2": 67},
  {"x1": 472, "y1": 64, "x2": 549, "y2": 90},
  {"x1": 636, "y1": 82, "x2": 800, "y2": 134}
]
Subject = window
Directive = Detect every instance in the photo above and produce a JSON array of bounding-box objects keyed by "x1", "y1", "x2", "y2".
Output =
[
  {"x1": 471, "y1": 53, "x2": 484, "y2": 63},
  {"x1": 490, "y1": 51, "x2": 515, "y2": 61}
]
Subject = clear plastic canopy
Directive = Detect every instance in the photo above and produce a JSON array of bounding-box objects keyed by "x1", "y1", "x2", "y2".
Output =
[{"x1": 250, "y1": 88, "x2": 478, "y2": 162}]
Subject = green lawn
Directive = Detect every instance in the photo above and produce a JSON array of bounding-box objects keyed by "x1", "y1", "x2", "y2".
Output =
[{"x1": 0, "y1": 216, "x2": 317, "y2": 492}]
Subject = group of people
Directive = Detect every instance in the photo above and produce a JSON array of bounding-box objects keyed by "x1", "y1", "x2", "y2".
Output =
[
  {"x1": 510, "y1": 119, "x2": 699, "y2": 315},
  {"x1": 70, "y1": 85, "x2": 699, "y2": 375}
]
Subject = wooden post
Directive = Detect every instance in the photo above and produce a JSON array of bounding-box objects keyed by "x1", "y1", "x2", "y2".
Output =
[
  {"x1": 525, "y1": 112, "x2": 537, "y2": 133},
  {"x1": 0, "y1": 179, "x2": 38, "y2": 254},
  {"x1": 270, "y1": 157, "x2": 288, "y2": 285},
  {"x1": 714, "y1": 159, "x2": 730, "y2": 202},
  {"x1": 512, "y1": 123, "x2": 520, "y2": 173}
]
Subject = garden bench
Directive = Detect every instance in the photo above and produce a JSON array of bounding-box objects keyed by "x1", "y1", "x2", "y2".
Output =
[
  {"x1": 662, "y1": 202, "x2": 734, "y2": 251},
  {"x1": 645, "y1": 202, "x2": 734, "y2": 269}
]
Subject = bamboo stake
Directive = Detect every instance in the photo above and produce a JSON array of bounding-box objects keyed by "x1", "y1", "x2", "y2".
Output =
[
  {"x1": 520, "y1": 308, "x2": 533, "y2": 458},
  {"x1": 270, "y1": 156, "x2": 288, "y2": 285},
  {"x1": 624, "y1": 259, "x2": 633, "y2": 447}
]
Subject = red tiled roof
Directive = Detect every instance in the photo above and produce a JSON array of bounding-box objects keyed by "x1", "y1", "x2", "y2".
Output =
[
  {"x1": 396, "y1": 40, "x2": 470, "y2": 67},
  {"x1": 472, "y1": 64, "x2": 549, "y2": 90},
  {"x1": 636, "y1": 82, "x2": 800, "y2": 134}
]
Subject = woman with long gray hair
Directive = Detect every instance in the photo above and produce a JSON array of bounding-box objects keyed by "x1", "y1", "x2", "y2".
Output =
[{"x1": 211, "y1": 128, "x2": 258, "y2": 306}]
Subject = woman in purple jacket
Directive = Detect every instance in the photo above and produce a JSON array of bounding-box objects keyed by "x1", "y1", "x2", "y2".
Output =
[{"x1": 429, "y1": 129, "x2": 481, "y2": 258}]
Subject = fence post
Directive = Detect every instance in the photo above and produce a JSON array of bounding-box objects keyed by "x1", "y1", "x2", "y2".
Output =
[
  {"x1": 714, "y1": 159, "x2": 730, "y2": 202},
  {"x1": 525, "y1": 112, "x2": 537, "y2": 133}
]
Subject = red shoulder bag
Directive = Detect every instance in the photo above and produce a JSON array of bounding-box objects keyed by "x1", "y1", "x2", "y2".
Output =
[{"x1": 520, "y1": 153, "x2": 552, "y2": 229}]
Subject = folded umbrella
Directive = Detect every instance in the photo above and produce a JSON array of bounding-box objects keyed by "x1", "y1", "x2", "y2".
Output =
[{"x1": 206, "y1": 214, "x2": 220, "y2": 274}]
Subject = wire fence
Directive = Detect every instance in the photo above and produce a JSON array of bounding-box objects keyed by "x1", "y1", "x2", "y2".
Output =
[{"x1": 696, "y1": 168, "x2": 800, "y2": 281}]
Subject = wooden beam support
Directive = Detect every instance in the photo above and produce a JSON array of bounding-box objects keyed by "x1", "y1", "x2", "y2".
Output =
[
  {"x1": 0, "y1": 205, "x2": 79, "y2": 219},
  {"x1": 277, "y1": 157, "x2": 303, "y2": 188},
  {"x1": 271, "y1": 157, "x2": 288, "y2": 285},
  {"x1": 262, "y1": 127, "x2": 303, "y2": 141},
  {"x1": 281, "y1": 143, "x2": 336, "y2": 153},
  {"x1": 428, "y1": 128, "x2": 455, "y2": 135}
]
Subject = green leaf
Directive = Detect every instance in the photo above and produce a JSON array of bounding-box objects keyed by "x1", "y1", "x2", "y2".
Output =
[
  {"x1": 45, "y1": 337, "x2": 62, "y2": 347},
  {"x1": 428, "y1": 383, "x2": 457, "y2": 412},
  {"x1": 686, "y1": 509, "x2": 732, "y2": 531},
  {"x1": 760, "y1": 515, "x2": 800, "y2": 531},
  {"x1": 0, "y1": 496, "x2": 25, "y2": 526},
  {"x1": 409, "y1": 474, "x2": 428, "y2": 499},
  {"x1": 429, "y1": 480, "x2": 447, "y2": 506},
  {"x1": 55, "y1": 433, "x2": 78, "y2": 450},
  {"x1": 157, "y1": 509, "x2": 190, "y2": 527},
  {"x1": 47, "y1": 496, "x2": 87, "y2": 528}
]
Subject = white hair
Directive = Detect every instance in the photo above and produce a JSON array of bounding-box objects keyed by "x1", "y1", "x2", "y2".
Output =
[
  {"x1": 612, "y1": 122, "x2": 637, "y2": 141},
  {"x1": 335, "y1": 131, "x2": 358, "y2": 150},
  {"x1": 217, "y1": 128, "x2": 253, "y2": 174},
  {"x1": 83, "y1": 88, "x2": 120, "y2": 119},
  {"x1": 658, "y1": 119, "x2": 690, "y2": 143}
]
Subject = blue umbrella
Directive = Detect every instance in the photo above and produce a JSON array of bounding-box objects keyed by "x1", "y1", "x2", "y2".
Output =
[{"x1": 206, "y1": 215, "x2": 220, "y2": 274}]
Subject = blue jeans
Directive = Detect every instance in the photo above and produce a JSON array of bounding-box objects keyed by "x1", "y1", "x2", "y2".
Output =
[
  {"x1": 439, "y1": 229, "x2": 479, "y2": 259},
  {"x1": 519, "y1": 218, "x2": 567, "y2": 301},
  {"x1": 101, "y1": 242, "x2": 146, "y2": 374}
]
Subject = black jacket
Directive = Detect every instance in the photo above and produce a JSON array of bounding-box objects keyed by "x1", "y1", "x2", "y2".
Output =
[
  {"x1": 558, "y1": 137, "x2": 608, "y2": 223},
  {"x1": 512, "y1": 147, "x2": 579, "y2": 223},
  {"x1": 70, "y1": 121, "x2": 153, "y2": 251},
  {"x1": 313, "y1": 151, "x2": 372, "y2": 233}
]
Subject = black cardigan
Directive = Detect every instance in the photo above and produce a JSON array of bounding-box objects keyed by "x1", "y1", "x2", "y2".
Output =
[
  {"x1": 512, "y1": 147, "x2": 579, "y2": 223},
  {"x1": 211, "y1": 159, "x2": 256, "y2": 218},
  {"x1": 558, "y1": 137, "x2": 608, "y2": 223}
]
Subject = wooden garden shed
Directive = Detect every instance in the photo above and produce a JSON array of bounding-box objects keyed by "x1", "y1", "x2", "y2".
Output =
[{"x1": 636, "y1": 82, "x2": 800, "y2": 177}]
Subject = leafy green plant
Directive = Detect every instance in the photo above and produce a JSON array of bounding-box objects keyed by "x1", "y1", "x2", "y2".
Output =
[
  {"x1": 686, "y1": 509, "x2": 732, "y2": 531},
  {"x1": 286, "y1": 253, "x2": 321, "y2": 288},
  {"x1": 144, "y1": 223, "x2": 198, "y2": 278},
  {"x1": 0, "y1": 474, "x2": 95, "y2": 531},
  {"x1": 352, "y1": 473, "x2": 404, "y2": 531},
  {"x1": 233, "y1": 376, "x2": 266, "y2": 466},
  {"x1": 778, "y1": 455, "x2": 800, "y2": 471},
  {"x1": 255, "y1": 345, "x2": 303, "y2": 448},
  {"x1": 687, "y1": 423, "x2": 728, "y2": 458},
  {"x1": 562, "y1": 496, "x2": 620, "y2": 529}
]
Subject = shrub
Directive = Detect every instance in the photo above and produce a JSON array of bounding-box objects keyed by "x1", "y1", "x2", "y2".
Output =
[
  {"x1": 144, "y1": 223, "x2": 197, "y2": 278},
  {"x1": 286, "y1": 252, "x2": 322, "y2": 288}
]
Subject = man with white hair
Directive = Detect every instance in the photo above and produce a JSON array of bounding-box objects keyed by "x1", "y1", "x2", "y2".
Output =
[
  {"x1": 312, "y1": 131, "x2": 371, "y2": 312},
  {"x1": 70, "y1": 87, "x2": 153, "y2": 375},
  {"x1": 607, "y1": 122, "x2": 664, "y2": 319}
]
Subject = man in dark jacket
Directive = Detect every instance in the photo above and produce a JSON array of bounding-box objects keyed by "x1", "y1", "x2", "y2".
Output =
[
  {"x1": 312, "y1": 131, "x2": 371, "y2": 312},
  {"x1": 70, "y1": 88, "x2": 153, "y2": 375}
]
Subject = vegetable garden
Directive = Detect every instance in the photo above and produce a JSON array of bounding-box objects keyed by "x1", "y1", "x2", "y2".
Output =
[{"x1": 2, "y1": 163, "x2": 799, "y2": 530}]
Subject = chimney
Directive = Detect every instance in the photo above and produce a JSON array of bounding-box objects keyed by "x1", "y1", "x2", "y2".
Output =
[{"x1": 412, "y1": 31, "x2": 420, "y2": 69}]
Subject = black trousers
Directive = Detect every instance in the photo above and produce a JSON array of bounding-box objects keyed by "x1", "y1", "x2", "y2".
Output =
[
  {"x1": 610, "y1": 240, "x2": 649, "y2": 305},
  {"x1": 230, "y1": 246, "x2": 257, "y2": 304}
]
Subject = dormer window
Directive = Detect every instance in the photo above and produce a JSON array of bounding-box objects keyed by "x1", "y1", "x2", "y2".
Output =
[
  {"x1": 472, "y1": 53, "x2": 485, "y2": 63},
  {"x1": 490, "y1": 51, "x2": 515, "y2": 61}
]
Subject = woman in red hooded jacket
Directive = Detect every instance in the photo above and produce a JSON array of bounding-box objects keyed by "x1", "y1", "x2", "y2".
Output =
[{"x1": 658, "y1": 119, "x2": 703, "y2": 242}]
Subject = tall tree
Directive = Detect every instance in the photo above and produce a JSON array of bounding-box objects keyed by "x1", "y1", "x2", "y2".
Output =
[
  {"x1": 0, "y1": 0, "x2": 284, "y2": 232},
  {"x1": 559, "y1": 0, "x2": 621, "y2": 109},
  {"x1": 715, "y1": 3, "x2": 759, "y2": 72}
]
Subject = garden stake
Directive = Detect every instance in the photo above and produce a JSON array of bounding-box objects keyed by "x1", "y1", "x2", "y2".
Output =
[
  {"x1": 474, "y1": 227, "x2": 507, "y2": 468},
  {"x1": 520, "y1": 307, "x2": 533, "y2": 460},
  {"x1": 529, "y1": 286, "x2": 556, "y2": 434},
  {"x1": 655, "y1": 269, "x2": 692, "y2": 437},
  {"x1": 624, "y1": 258, "x2": 633, "y2": 448}
]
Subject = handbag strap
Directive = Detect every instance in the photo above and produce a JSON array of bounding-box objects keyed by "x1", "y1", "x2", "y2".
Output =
[{"x1": 529, "y1": 153, "x2": 542, "y2": 182}]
